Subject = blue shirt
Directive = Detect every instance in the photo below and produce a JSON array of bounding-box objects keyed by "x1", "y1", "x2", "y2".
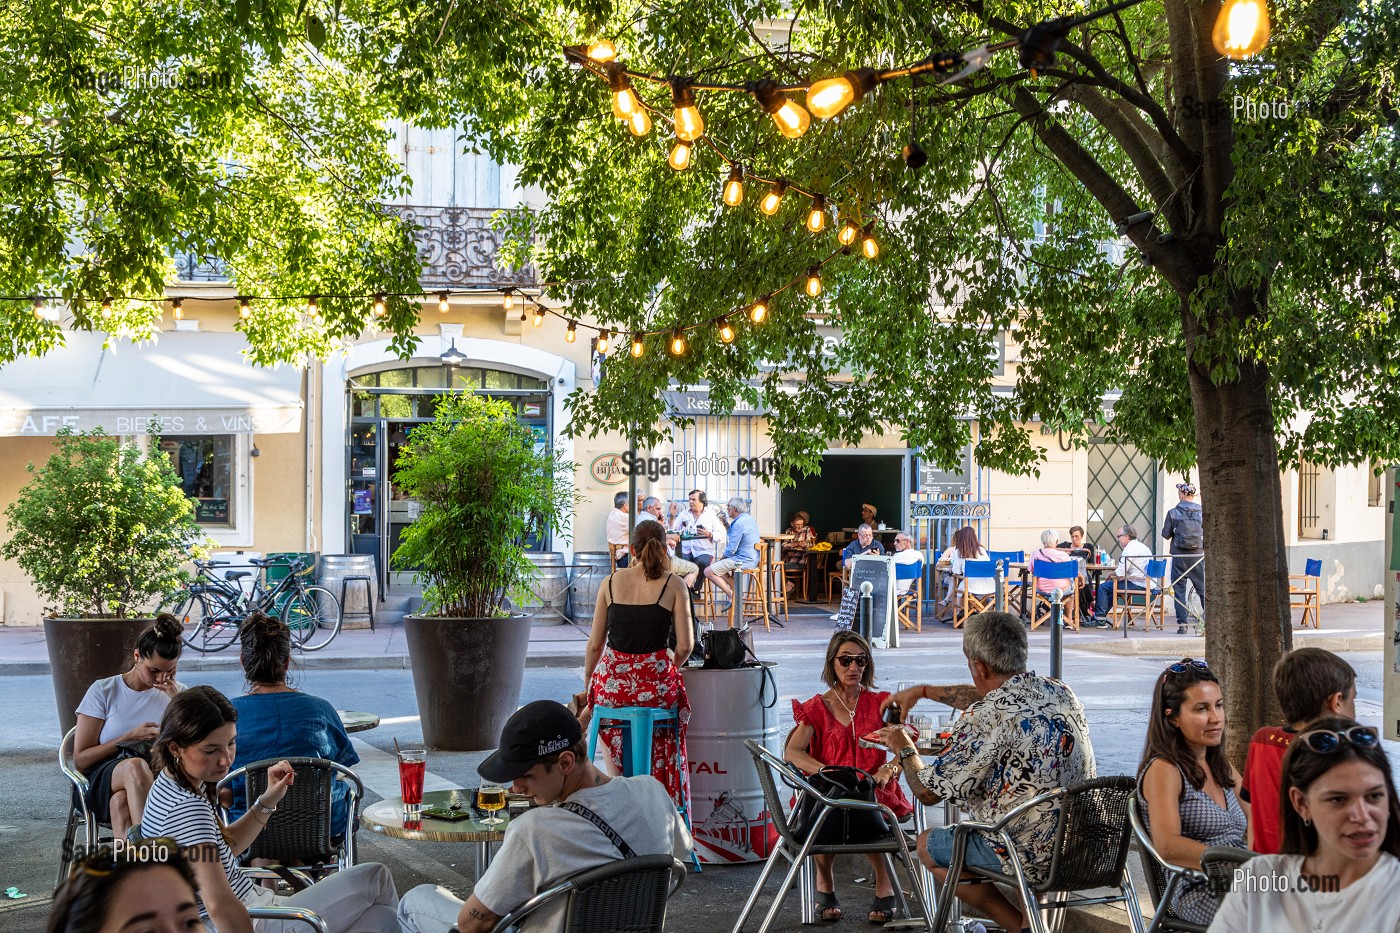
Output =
[
  {"x1": 228, "y1": 691, "x2": 359, "y2": 834},
  {"x1": 723, "y1": 512, "x2": 760, "y2": 567},
  {"x1": 843, "y1": 539, "x2": 885, "y2": 562}
]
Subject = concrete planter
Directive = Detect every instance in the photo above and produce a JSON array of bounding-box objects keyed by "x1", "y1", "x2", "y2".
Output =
[
  {"x1": 402, "y1": 614, "x2": 531, "y2": 751},
  {"x1": 44, "y1": 616, "x2": 155, "y2": 735}
]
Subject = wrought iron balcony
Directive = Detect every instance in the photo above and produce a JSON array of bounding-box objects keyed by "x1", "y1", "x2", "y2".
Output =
[{"x1": 173, "y1": 251, "x2": 230, "y2": 283}]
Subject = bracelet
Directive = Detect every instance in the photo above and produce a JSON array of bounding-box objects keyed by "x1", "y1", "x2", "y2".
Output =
[{"x1": 252, "y1": 798, "x2": 277, "y2": 816}]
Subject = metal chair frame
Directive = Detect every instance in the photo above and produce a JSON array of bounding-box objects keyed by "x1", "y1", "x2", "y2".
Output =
[
  {"x1": 955, "y1": 560, "x2": 999, "y2": 629},
  {"x1": 1129, "y1": 795, "x2": 1225, "y2": 933},
  {"x1": 217, "y1": 756, "x2": 364, "y2": 877},
  {"x1": 897, "y1": 572, "x2": 924, "y2": 633},
  {"x1": 58, "y1": 726, "x2": 114, "y2": 888},
  {"x1": 929, "y1": 776, "x2": 1146, "y2": 933},
  {"x1": 1029, "y1": 559, "x2": 1082, "y2": 631},
  {"x1": 1290, "y1": 557, "x2": 1322, "y2": 628},
  {"x1": 476, "y1": 855, "x2": 685, "y2": 933},
  {"x1": 1110, "y1": 558, "x2": 1169, "y2": 630}
]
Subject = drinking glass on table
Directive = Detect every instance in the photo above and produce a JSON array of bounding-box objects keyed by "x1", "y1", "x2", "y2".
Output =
[
  {"x1": 477, "y1": 784, "x2": 507, "y2": 828},
  {"x1": 397, "y1": 744, "x2": 427, "y2": 824}
]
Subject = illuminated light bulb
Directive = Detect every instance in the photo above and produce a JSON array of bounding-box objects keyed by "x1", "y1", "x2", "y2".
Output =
[
  {"x1": 502, "y1": 289, "x2": 514, "y2": 311},
  {"x1": 172, "y1": 299, "x2": 183, "y2": 320},
  {"x1": 565, "y1": 320, "x2": 578, "y2": 343},
  {"x1": 532, "y1": 307, "x2": 545, "y2": 328},
  {"x1": 373, "y1": 294, "x2": 386, "y2": 317},
  {"x1": 669, "y1": 329, "x2": 687, "y2": 356},
  {"x1": 804, "y1": 267, "x2": 823, "y2": 298},
  {"x1": 626, "y1": 108, "x2": 652, "y2": 137},
  {"x1": 718, "y1": 320, "x2": 736, "y2": 344},
  {"x1": 722, "y1": 164, "x2": 745, "y2": 207},
  {"x1": 759, "y1": 180, "x2": 788, "y2": 216},
  {"x1": 630, "y1": 333, "x2": 645, "y2": 358},
  {"x1": 671, "y1": 81, "x2": 704, "y2": 142},
  {"x1": 862, "y1": 233, "x2": 880, "y2": 260},
  {"x1": 597, "y1": 329, "x2": 610, "y2": 355},
  {"x1": 32, "y1": 298, "x2": 43, "y2": 317},
  {"x1": 608, "y1": 68, "x2": 642, "y2": 120},
  {"x1": 438, "y1": 290, "x2": 449, "y2": 313},
  {"x1": 307, "y1": 296, "x2": 319, "y2": 317},
  {"x1": 1213, "y1": 0, "x2": 1270, "y2": 58},
  {"x1": 806, "y1": 68, "x2": 879, "y2": 120},
  {"x1": 668, "y1": 140, "x2": 693, "y2": 171},
  {"x1": 586, "y1": 40, "x2": 617, "y2": 62},
  {"x1": 750, "y1": 79, "x2": 811, "y2": 140},
  {"x1": 101, "y1": 296, "x2": 113, "y2": 319},
  {"x1": 806, "y1": 195, "x2": 828, "y2": 233},
  {"x1": 748, "y1": 298, "x2": 768, "y2": 324},
  {"x1": 238, "y1": 296, "x2": 251, "y2": 319},
  {"x1": 837, "y1": 219, "x2": 861, "y2": 246}
]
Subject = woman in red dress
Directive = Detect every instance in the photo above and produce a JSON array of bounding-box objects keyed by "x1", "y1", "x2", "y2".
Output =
[
  {"x1": 786, "y1": 631, "x2": 913, "y2": 925},
  {"x1": 581, "y1": 520, "x2": 694, "y2": 812}
]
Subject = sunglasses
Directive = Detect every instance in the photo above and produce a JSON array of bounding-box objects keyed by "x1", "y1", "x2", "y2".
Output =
[
  {"x1": 1166, "y1": 659, "x2": 1212, "y2": 675},
  {"x1": 1298, "y1": 726, "x2": 1380, "y2": 755},
  {"x1": 834, "y1": 655, "x2": 869, "y2": 668}
]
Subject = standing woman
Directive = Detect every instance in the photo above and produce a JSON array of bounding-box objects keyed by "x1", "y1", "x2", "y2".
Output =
[
  {"x1": 580, "y1": 519, "x2": 693, "y2": 813},
  {"x1": 1138, "y1": 658, "x2": 1248, "y2": 927},
  {"x1": 72, "y1": 614, "x2": 185, "y2": 839},
  {"x1": 141, "y1": 686, "x2": 399, "y2": 933},
  {"x1": 1207, "y1": 717, "x2": 1400, "y2": 932}
]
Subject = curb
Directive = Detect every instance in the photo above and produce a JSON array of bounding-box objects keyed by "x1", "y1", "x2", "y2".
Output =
[{"x1": 1073, "y1": 633, "x2": 1383, "y2": 656}]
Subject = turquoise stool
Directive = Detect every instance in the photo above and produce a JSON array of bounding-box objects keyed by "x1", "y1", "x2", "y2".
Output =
[{"x1": 588, "y1": 704, "x2": 701, "y2": 872}]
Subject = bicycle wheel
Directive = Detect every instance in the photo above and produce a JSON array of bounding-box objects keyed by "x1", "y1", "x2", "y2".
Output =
[
  {"x1": 170, "y1": 590, "x2": 240, "y2": 653},
  {"x1": 283, "y1": 585, "x2": 342, "y2": 651}
]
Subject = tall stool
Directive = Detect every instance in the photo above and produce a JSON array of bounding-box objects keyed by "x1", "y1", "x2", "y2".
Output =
[
  {"x1": 339, "y1": 576, "x2": 376, "y2": 630},
  {"x1": 765, "y1": 547, "x2": 791, "y2": 627},
  {"x1": 733, "y1": 543, "x2": 769, "y2": 630},
  {"x1": 587, "y1": 705, "x2": 701, "y2": 871}
]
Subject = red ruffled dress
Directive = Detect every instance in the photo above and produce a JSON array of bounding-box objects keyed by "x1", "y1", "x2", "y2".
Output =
[{"x1": 791, "y1": 689, "x2": 913, "y2": 819}]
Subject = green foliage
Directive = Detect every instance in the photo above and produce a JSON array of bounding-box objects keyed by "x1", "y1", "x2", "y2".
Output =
[
  {"x1": 391, "y1": 392, "x2": 578, "y2": 618},
  {"x1": 2, "y1": 428, "x2": 207, "y2": 618}
]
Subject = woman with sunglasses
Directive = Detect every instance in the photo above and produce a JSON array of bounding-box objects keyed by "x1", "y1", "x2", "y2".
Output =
[
  {"x1": 785, "y1": 631, "x2": 912, "y2": 924},
  {"x1": 1208, "y1": 717, "x2": 1400, "y2": 932},
  {"x1": 48, "y1": 840, "x2": 201, "y2": 933},
  {"x1": 1138, "y1": 658, "x2": 1248, "y2": 927}
]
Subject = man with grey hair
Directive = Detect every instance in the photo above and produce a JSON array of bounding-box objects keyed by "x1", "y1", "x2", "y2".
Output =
[
  {"x1": 877, "y1": 611, "x2": 1094, "y2": 933},
  {"x1": 636, "y1": 495, "x2": 700, "y2": 589},
  {"x1": 1087, "y1": 522, "x2": 1154, "y2": 627},
  {"x1": 605, "y1": 491, "x2": 630, "y2": 569},
  {"x1": 703, "y1": 497, "x2": 759, "y2": 617}
]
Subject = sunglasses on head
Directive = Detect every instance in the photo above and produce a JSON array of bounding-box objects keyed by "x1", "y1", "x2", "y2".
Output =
[
  {"x1": 1298, "y1": 725, "x2": 1379, "y2": 755},
  {"x1": 1167, "y1": 658, "x2": 1211, "y2": 675},
  {"x1": 834, "y1": 654, "x2": 869, "y2": 668}
]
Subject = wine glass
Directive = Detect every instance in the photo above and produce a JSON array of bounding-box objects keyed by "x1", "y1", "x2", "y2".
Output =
[{"x1": 477, "y1": 783, "x2": 507, "y2": 828}]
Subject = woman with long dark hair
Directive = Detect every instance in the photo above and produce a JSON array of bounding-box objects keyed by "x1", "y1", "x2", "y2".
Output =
[
  {"x1": 1137, "y1": 658, "x2": 1248, "y2": 927},
  {"x1": 581, "y1": 519, "x2": 693, "y2": 812},
  {"x1": 1208, "y1": 716, "x2": 1400, "y2": 931},
  {"x1": 140, "y1": 686, "x2": 398, "y2": 933},
  {"x1": 47, "y1": 840, "x2": 200, "y2": 933},
  {"x1": 934, "y1": 525, "x2": 992, "y2": 620},
  {"x1": 225, "y1": 611, "x2": 358, "y2": 833},
  {"x1": 72, "y1": 614, "x2": 185, "y2": 838}
]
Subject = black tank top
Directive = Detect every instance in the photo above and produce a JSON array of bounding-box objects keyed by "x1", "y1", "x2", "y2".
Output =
[{"x1": 605, "y1": 573, "x2": 676, "y2": 653}]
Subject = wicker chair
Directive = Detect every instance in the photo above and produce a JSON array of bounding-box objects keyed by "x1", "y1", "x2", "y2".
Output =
[
  {"x1": 929, "y1": 776, "x2": 1146, "y2": 933},
  {"x1": 1130, "y1": 798, "x2": 1252, "y2": 933},
  {"x1": 217, "y1": 756, "x2": 364, "y2": 879}
]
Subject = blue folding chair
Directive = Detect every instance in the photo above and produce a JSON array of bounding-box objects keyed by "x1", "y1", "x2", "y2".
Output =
[
  {"x1": 956, "y1": 559, "x2": 999, "y2": 628},
  {"x1": 1290, "y1": 557, "x2": 1322, "y2": 628},
  {"x1": 989, "y1": 549, "x2": 1027, "y2": 615},
  {"x1": 895, "y1": 558, "x2": 925, "y2": 632},
  {"x1": 1030, "y1": 559, "x2": 1080, "y2": 630},
  {"x1": 1111, "y1": 558, "x2": 1168, "y2": 630}
]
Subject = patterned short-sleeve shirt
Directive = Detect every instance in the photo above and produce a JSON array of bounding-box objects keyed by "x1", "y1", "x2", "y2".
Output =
[{"x1": 915, "y1": 671, "x2": 1095, "y2": 879}]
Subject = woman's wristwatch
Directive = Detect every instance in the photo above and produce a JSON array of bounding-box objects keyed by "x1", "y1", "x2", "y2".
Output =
[{"x1": 252, "y1": 798, "x2": 278, "y2": 816}]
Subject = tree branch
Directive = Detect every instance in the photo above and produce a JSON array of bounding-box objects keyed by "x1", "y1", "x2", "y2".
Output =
[{"x1": 1060, "y1": 82, "x2": 1182, "y2": 228}]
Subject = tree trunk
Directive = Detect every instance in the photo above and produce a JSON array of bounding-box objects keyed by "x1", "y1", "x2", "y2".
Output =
[{"x1": 1186, "y1": 298, "x2": 1293, "y2": 767}]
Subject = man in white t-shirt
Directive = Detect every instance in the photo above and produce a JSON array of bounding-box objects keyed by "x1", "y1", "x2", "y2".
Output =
[
  {"x1": 398, "y1": 701, "x2": 692, "y2": 933},
  {"x1": 605, "y1": 492, "x2": 631, "y2": 568},
  {"x1": 636, "y1": 496, "x2": 700, "y2": 588},
  {"x1": 1086, "y1": 523, "x2": 1155, "y2": 626}
]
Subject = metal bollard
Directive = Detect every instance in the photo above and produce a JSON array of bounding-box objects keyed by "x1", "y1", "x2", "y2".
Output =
[
  {"x1": 994, "y1": 563, "x2": 1004, "y2": 612},
  {"x1": 856, "y1": 581, "x2": 873, "y2": 640},
  {"x1": 1049, "y1": 590, "x2": 1063, "y2": 680}
]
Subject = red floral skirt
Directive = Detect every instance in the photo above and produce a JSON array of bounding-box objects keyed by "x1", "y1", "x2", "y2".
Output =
[{"x1": 588, "y1": 647, "x2": 691, "y2": 812}]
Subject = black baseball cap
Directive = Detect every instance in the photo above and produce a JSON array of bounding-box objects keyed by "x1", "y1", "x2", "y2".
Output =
[{"x1": 478, "y1": 700, "x2": 583, "y2": 783}]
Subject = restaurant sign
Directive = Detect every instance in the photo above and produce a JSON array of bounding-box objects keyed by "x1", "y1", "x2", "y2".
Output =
[
  {"x1": 663, "y1": 390, "x2": 767, "y2": 418},
  {"x1": 0, "y1": 407, "x2": 303, "y2": 437}
]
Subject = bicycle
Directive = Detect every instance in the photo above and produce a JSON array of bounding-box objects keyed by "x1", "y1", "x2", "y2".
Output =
[{"x1": 166, "y1": 557, "x2": 343, "y2": 652}]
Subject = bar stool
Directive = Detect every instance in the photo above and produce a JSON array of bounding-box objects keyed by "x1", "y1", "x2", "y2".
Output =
[
  {"x1": 339, "y1": 576, "x2": 375, "y2": 630},
  {"x1": 733, "y1": 543, "x2": 769, "y2": 630},
  {"x1": 765, "y1": 548, "x2": 792, "y2": 627},
  {"x1": 587, "y1": 705, "x2": 701, "y2": 871}
]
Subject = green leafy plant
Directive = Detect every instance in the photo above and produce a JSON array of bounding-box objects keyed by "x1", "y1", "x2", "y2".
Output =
[
  {"x1": 391, "y1": 392, "x2": 577, "y2": 618},
  {"x1": 2, "y1": 428, "x2": 206, "y2": 618}
]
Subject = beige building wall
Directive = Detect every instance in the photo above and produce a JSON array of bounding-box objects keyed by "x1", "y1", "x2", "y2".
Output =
[{"x1": 984, "y1": 425, "x2": 1083, "y2": 554}]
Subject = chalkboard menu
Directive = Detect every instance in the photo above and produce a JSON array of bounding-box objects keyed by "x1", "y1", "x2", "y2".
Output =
[{"x1": 850, "y1": 555, "x2": 897, "y2": 649}]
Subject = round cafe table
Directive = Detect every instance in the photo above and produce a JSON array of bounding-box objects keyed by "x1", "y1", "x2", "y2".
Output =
[
  {"x1": 336, "y1": 709, "x2": 380, "y2": 734},
  {"x1": 361, "y1": 788, "x2": 511, "y2": 879}
]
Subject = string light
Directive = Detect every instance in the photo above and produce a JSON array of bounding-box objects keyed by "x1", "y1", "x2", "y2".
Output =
[
  {"x1": 748, "y1": 297, "x2": 769, "y2": 324},
  {"x1": 32, "y1": 298, "x2": 43, "y2": 317},
  {"x1": 671, "y1": 80, "x2": 704, "y2": 141},
  {"x1": 172, "y1": 299, "x2": 183, "y2": 320},
  {"x1": 597, "y1": 329, "x2": 610, "y2": 355},
  {"x1": 668, "y1": 140, "x2": 693, "y2": 171},
  {"x1": 627, "y1": 108, "x2": 652, "y2": 136},
  {"x1": 608, "y1": 65, "x2": 643, "y2": 121},
  {"x1": 532, "y1": 307, "x2": 545, "y2": 328},
  {"x1": 807, "y1": 68, "x2": 880, "y2": 120},
  {"x1": 438, "y1": 291, "x2": 450, "y2": 313},
  {"x1": 861, "y1": 229, "x2": 880, "y2": 259},
  {"x1": 806, "y1": 195, "x2": 828, "y2": 233},
  {"x1": 101, "y1": 296, "x2": 112, "y2": 319},
  {"x1": 519, "y1": 305, "x2": 527, "y2": 323},
  {"x1": 630, "y1": 332, "x2": 645, "y2": 357},
  {"x1": 502, "y1": 288, "x2": 514, "y2": 311},
  {"x1": 669, "y1": 329, "x2": 687, "y2": 356},
  {"x1": 722, "y1": 164, "x2": 745, "y2": 207},
  {"x1": 750, "y1": 79, "x2": 810, "y2": 139},
  {"x1": 373, "y1": 294, "x2": 386, "y2": 317},
  {"x1": 718, "y1": 320, "x2": 736, "y2": 343},
  {"x1": 565, "y1": 320, "x2": 578, "y2": 343},
  {"x1": 804, "y1": 268, "x2": 823, "y2": 297},
  {"x1": 837, "y1": 219, "x2": 861, "y2": 246},
  {"x1": 1214, "y1": 0, "x2": 1269, "y2": 57},
  {"x1": 759, "y1": 180, "x2": 788, "y2": 216},
  {"x1": 586, "y1": 40, "x2": 617, "y2": 62},
  {"x1": 307, "y1": 296, "x2": 319, "y2": 317}
]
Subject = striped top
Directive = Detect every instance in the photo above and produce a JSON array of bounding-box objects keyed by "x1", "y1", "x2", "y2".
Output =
[{"x1": 142, "y1": 771, "x2": 254, "y2": 914}]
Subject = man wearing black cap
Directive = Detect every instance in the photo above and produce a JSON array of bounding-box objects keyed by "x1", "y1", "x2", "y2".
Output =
[
  {"x1": 398, "y1": 700, "x2": 692, "y2": 933},
  {"x1": 1162, "y1": 481, "x2": 1205, "y2": 635}
]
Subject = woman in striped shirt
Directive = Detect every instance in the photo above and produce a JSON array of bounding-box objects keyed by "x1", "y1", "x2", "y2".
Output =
[{"x1": 141, "y1": 686, "x2": 399, "y2": 933}]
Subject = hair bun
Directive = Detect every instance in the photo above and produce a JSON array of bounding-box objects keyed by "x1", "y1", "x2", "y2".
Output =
[{"x1": 153, "y1": 613, "x2": 183, "y2": 640}]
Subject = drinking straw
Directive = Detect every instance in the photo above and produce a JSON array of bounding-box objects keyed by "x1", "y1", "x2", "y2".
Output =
[{"x1": 393, "y1": 737, "x2": 402, "y2": 757}]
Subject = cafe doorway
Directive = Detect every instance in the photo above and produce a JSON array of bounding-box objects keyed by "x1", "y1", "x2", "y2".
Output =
[{"x1": 778, "y1": 451, "x2": 910, "y2": 541}]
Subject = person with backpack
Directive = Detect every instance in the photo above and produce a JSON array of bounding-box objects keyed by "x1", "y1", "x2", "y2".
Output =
[{"x1": 1163, "y1": 482, "x2": 1205, "y2": 635}]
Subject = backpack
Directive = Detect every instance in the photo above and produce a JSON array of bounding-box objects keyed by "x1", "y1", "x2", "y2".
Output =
[{"x1": 1169, "y1": 506, "x2": 1204, "y2": 550}]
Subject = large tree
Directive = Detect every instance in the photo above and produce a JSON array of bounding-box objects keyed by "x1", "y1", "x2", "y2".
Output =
[{"x1": 363, "y1": 0, "x2": 1399, "y2": 758}]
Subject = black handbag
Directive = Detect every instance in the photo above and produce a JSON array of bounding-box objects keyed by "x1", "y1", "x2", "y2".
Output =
[
  {"x1": 788, "y1": 765, "x2": 888, "y2": 845},
  {"x1": 702, "y1": 628, "x2": 748, "y2": 669}
]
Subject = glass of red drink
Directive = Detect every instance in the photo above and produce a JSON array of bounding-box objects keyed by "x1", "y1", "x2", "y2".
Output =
[{"x1": 398, "y1": 744, "x2": 427, "y2": 826}]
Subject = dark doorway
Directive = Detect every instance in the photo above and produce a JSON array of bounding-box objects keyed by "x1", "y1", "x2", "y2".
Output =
[{"x1": 779, "y1": 453, "x2": 908, "y2": 541}]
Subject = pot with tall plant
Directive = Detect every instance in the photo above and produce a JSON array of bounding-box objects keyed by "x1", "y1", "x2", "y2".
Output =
[
  {"x1": 2, "y1": 427, "x2": 206, "y2": 733},
  {"x1": 393, "y1": 391, "x2": 576, "y2": 750}
]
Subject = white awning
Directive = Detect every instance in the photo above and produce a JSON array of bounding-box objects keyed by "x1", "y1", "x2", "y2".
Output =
[{"x1": 0, "y1": 332, "x2": 304, "y2": 436}]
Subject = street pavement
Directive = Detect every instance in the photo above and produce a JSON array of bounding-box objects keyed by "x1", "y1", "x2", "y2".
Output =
[{"x1": 0, "y1": 600, "x2": 1391, "y2": 932}]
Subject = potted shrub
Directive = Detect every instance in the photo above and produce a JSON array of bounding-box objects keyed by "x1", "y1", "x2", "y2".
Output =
[
  {"x1": 2, "y1": 427, "x2": 205, "y2": 733},
  {"x1": 393, "y1": 391, "x2": 575, "y2": 750}
]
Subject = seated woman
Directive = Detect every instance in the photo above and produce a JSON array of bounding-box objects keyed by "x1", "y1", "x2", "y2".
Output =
[
  {"x1": 786, "y1": 631, "x2": 912, "y2": 925},
  {"x1": 141, "y1": 685, "x2": 399, "y2": 933},
  {"x1": 1138, "y1": 658, "x2": 1248, "y2": 927},
  {"x1": 783, "y1": 510, "x2": 817, "y2": 560},
  {"x1": 48, "y1": 838, "x2": 200, "y2": 933},
  {"x1": 1028, "y1": 528, "x2": 1074, "y2": 619},
  {"x1": 72, "y1": 614, "x2": 185, "y2": 839},
  {"x1": 1208, "y1": 717, "x2": 1400, "y2": 932},
  {"x1": 225, "y1": 611, "x2": 359, "y2": 837},
  {"x1": 934, "y1": 525, "x2": 992, "y2": 621}
]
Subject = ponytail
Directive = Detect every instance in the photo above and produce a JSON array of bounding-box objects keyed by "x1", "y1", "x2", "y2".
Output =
[
  {"x1": 630, "y1": 520, "x2": 672, "y2": 580},
  {"x1": 134, "y1": 613, "x2": 183, "y2": 662}
]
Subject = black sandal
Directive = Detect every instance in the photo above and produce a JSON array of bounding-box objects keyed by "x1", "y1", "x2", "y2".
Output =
[
  {"x1": 815, "y1": 890, "x2": 842, "y2": 922},
  {"x1": 867, "y1": 895, "x2": 900, "y2": 925}
]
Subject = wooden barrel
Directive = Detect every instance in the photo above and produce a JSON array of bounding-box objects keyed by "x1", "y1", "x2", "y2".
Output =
[
  {"x1": 318, "y1": 554, "x2": 378, "y2": 626},
  {"x1": 569, "y1": 551, "x2": 613, "y2": 627},
  {"x1": 516, "y1": 552, "x2": 569, "y2": 624}
]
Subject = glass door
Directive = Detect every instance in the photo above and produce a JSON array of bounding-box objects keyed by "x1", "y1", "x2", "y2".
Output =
[
  {"x1": 385, "y1": 420, "x2": 422, "y2": 586},
  {"x1": 348, "y1": 422, "x2": 381, "y2": 578}
]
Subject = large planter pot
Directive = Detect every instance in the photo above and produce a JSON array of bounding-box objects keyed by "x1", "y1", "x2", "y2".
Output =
[
  {"x1": 45, "y1": 616, "x2": 155, "y2": 735},
  {"x1": 402, "y1": 614, "x2": 532, "y2": 751}
]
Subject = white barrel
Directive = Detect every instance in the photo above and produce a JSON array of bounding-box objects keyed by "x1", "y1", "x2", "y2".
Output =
[
  {"x1": 318, "y1": 554, "x2": 378, "y2": 623},
  {"x1": 682, "y1": 663, "x2": 781, "y2": 863},
  {"x1": 518, "y1": 552, "x2": 569, "y2": 624},
  {"x1": 569, "y1": 552, "x2": 613, "y2": 627}
]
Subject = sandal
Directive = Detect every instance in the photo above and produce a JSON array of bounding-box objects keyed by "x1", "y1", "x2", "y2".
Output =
[
  {"x1": 868, "y1": 895, "x2": 900, "y2": 925},
  {"x1": 814, "y1": 890, "x2": 842, "y2": 922}
]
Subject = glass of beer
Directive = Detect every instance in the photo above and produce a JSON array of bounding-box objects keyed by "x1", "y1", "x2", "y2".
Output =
[
  {"x1": 397, "y1": 744, "x2": 427, "y2": 826},
  {"x1": 477, "y1": 784, "x2": 507, "y2": 828}
]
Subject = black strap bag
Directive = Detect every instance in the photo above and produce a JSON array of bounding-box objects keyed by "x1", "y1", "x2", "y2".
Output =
[
  {"x1": 702, "y1": 628, "x2": 748, "y2": 669},
  {"x1": 787, "y1": 765, "x2": 888, "y2": 845}
]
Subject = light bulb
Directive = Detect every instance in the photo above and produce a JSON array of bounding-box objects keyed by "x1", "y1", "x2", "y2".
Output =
[
  {"x1": 519, "y1": 306, "x2": 527, "y2": 323},
  {"x1": 101, "y1": 296, "x2": 112, "y2": 319},
  {"x1": 806, "y1": 68, "x2": 879, "y2": 120},
  {"x1": 565, "y1": 320, "x2": 578, "y2": 343},
  {"x1": 373, "y1": 294, "x2": 386, "y2": 317},
  {"x1": 748, "y1": 299, "x2": 768, "y2": 324},
  {"x1": 503, "y1": 289, "x2": 514, "y2": 311},
  {"x1": 671, "y1": 82, "x2": 704, "y2": 141},
  {"x1": 238, "y1": 297, "x2": 251, "y2": 319},
  {"x1": 669, "y1": 329, "x2": 687, "y2": 356},
  {"x1": 806, "y1": 196, "x2": 827, "y2": 233},
  {"x1": 722, "y1": 164, "x2": 745, "y2": 207},
  {"x1": 630, "y1": 333, "x2": 645, "y2": 358},
  {"x1": 805, "y1": 268, "x2": 823, "y2": 298},
  {"x1": 862, "y1": 233, "x2": 879, "y2": 259},
  {"x1": 626, "y1": 108, "x2": 652, "y2": 137},
  {"x1": 597, "y1": 330, "x2": 610, "y2": 355},
  {"x1": 718, "y1": 320, "x2": 735, "y2": 343},
  {"x1": 172, "y1": 299, "x2": 183, "y2": 320},
  {"x1": 586, "y1": 40, "x2": 617, "y2": 62},
  {"x1": 438, "y1": 291, "x2": 449, "y2": 313},
  {"x1": 32, "y1": 298, "x2": 43, "y2": 317},
  {"x1": 532, "y1": 308, "x2": 545, "y2": 328},
  {"x1": 759, "y1": 181, "x2": 787, "y2": 216},
  {"x1": 668, "y1": 140, "x2": 693, "y2": 171},
  {"x1": 837, "y1": 219, "x2": 861, "y2": 246},
  {"x1": 771, "y1": 99, "x2": 811, "y2": 138},
  {"x1": 307, "y1": 296, "x2": 319, "y2": 317},
  {"x1": 609, "y1": 69, "x2": 642, "y2": 120},
  {"x1": 1213, "y1": 0, "x2": 1270, "y2": 58}
]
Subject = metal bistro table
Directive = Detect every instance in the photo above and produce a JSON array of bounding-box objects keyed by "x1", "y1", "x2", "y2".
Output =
[
  {"x1": 361, "y1": 789, "x2": 511, "y2": 879},
  {"x1": 337, "y1": 710, "x2": 380, "y2": 734}
]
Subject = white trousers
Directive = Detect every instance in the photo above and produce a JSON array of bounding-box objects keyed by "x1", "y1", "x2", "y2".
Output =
[
  {"x1": 247, "y1": 862, "x2": 400, "y2": 933},
  {"x1": 397, "y1": 884, "x2": 469, "y2": 933}
]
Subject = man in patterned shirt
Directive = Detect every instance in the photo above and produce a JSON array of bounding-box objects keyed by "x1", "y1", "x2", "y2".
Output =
[{"x1": 878, "y1": 610, "x2": 1095, "y2": 933}]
